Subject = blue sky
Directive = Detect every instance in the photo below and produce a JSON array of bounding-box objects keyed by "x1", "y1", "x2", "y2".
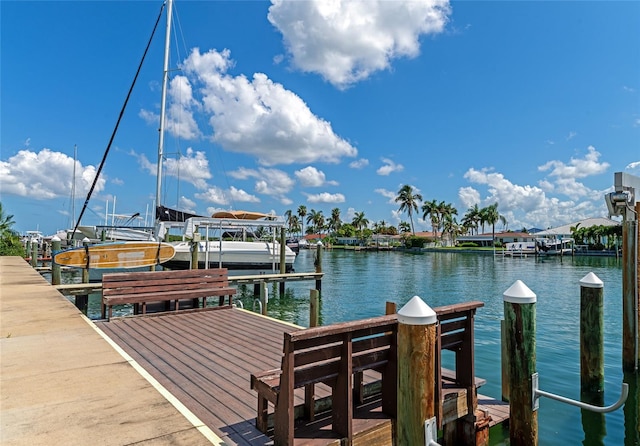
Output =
[{"x1": 1, "y1": 0, "x2": 638, "y2": 236}]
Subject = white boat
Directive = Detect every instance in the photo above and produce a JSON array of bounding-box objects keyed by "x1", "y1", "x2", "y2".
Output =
[
  {"x1": 157, "y1": 210, "x2": 296, "y2": 271},
  {"x1": 165, "y1": 240, "x2": 296, "y2": 271},
  {"x1": 536, "y1": 238, "x2": 573, "y2": 256},
  {"x1": 150, "y1": 3, "x2": 296, "y2": 271}
]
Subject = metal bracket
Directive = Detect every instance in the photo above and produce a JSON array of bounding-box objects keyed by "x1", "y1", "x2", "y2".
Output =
[
  {"x1": 532, "y1": 372, "x2": 629, "y2": 413},
  {"x1": 424, "y1": 417, "x2": 441, "y2": 446}
]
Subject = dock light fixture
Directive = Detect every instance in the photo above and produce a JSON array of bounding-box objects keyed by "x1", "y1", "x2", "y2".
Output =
[{"x1": 605, "y1": 190, "x2": 633, "y2": 218}]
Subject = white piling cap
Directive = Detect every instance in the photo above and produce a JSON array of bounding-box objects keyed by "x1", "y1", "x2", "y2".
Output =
[
  {"x1": 51, "y1": 235, "x2": 61, "y2": 242},
  {"x1": 397, "y1": 296, "x2": 437, "y2": 325},
  {"x1": 580, "y1": 272, "x2": 603, "y2": 289},
  {"x1": 503, "y1": 280, "x2": 536, "y2": 304}
]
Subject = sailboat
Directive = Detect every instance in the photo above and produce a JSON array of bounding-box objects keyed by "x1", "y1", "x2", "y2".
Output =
[{"x1": 153, "y1": 0, "x2": 296, "y2": 272}]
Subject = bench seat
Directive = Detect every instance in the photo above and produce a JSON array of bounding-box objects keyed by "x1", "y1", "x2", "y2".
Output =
[{"x1": 101, "y1": 268, "x2": 236, "y2": 320}]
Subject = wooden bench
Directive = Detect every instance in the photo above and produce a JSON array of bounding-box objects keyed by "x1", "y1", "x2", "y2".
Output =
[
  {"x1": 251, "y1": 314, "x2": 398, "y2": 445},
  {"x1": 101, "y1": 268, "x2": 237, "y2": 320},
  {"x1": 250, "y1": 300, "x2": 484, "y2": 445}
]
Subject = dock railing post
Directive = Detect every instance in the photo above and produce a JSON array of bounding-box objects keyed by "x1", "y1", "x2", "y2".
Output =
[
  {"x1": 397, "y1": 296, "x2": 437, "y2": 446},
  {"x1": 504, "y1": 280, "x2": 537, "y2": 446},
  {"x1": 51, "y1": 236, "x2": 62, "y2": 286}
]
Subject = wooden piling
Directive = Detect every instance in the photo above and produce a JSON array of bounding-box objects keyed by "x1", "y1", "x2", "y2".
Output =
[
  {"x1": 309, "y1": 289, "x2": 319, "y2": 327},
  {"x1": 30, "y1": 242, "x2": 38, "y2": 267},
  {"x1": 580, "y1": 272, "x2": 605, "y2": 399},
  {"x1": 503, "y1": 280, "x2": 537, "y2": 446},
  {"x1": 622, "y1": 217, "x2": 638, "y2": 372},
  {"x1": 501, "y1": 319, "x2": 509, "y2": 402},
  {"x1": 259, "y1": 281, "x2": 268, "y2": 316},
  {"x1": 314, "y1": 242, "x2": 323, "y2": 292},
  {"x1": 51, "y1": 237, "x2": 62, "y2": 286},
  {"x1": 190, "y1": 239, "x2": 199, "y2": 269},
  {"x1": 279, "y1": 228, "x2": 286, "y2": 295},
  {"x1": 397, "y1": 296, "x2": 437, "y2": 446}
]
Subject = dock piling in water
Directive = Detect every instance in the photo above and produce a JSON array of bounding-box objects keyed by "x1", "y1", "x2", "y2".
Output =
[
  {"x1": 580, "y1": 272, "x2": 605, "y2": 400},
  {"x1": 51, "y1": 236, "x2": 61, "y2": 286},
  {"x1": 503, "y1": 280, "x2": 538, "y2": 446}
]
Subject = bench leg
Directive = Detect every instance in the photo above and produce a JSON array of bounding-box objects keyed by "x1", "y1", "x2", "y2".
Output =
[
  {"x1": 256, "y1": 394, "x2": 270, "y2": 433},
  {"x1": 304, "y1": 384, "x2": 315, "y2": 421},
  {"x1": 354, "y1": 371, "x2": 364, "y2": 405}
]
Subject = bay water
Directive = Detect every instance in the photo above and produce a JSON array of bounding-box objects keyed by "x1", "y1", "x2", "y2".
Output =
[{"x1": 68, "y1": 248, "x2": 637, "y2": 445}]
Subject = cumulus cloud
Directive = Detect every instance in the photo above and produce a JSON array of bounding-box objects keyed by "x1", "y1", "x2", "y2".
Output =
[
  {"x1": 195, "y1": 185, "x2": 260, "y2": 206},
  {"x1": 307, "y1": 192, "x2": 346, "y2": 204},
  {"x1": 295, "y1": 166, "x2": 337, "y2": 187},
  {"x1": 376, "y1": 158, "x2": 404, "y2": 176},
  {"x1": 268, "y1": 0, "x2": 451, "y2": 88},
  {"x1": 229, "y1": 167, "x2": 295, "y2": 197},
  {"x1": 0, "y1": 149, "x2": 104, "y2": 199},
  {"x1": 349, "y1": 158, "x2": 369, "y2": 169},
  {"x1": 374, "y1": 188, "x2": 397, "y2": 204},
  {"x1": 460, "y1": 158, "x2": 611, "y2": 231},
  {"x1": 135, "y1": 147, "x2": 211, "y2": 190},
  {"x1": 178, "y1": 48, "x2": 357, "y2": 166},
  {"x1": 538, "y1": 146, "x2": 609, "y2": 179},
  {"x1": 626, "y1": 161, "x2": 640, "y2": 171}
]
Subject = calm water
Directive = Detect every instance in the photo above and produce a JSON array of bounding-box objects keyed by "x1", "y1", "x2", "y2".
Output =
[{"x1": 67, "y1": 248, "x2": 638, "y2": 445}]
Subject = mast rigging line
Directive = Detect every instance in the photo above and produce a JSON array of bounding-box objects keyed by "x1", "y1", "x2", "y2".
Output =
[{"x1": 72, "y1": 1, "x2": 167, "y2": 239}]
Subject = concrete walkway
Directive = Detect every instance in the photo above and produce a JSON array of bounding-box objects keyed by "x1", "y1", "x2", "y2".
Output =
[{"x1": 0, "y1": 256, "x2": 219, "y2": 446}]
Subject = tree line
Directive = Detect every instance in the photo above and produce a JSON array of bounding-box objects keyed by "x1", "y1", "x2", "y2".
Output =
[
  {"x1": 0, "y1": 203, "x2": 25, "y2": 256},
  {"x1": 283, "y1": 184, "x2": 507, "y2": 246}
]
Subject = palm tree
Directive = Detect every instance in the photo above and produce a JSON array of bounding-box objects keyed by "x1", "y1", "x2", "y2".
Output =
[
  {"x1": 439, "y1": 202, "x2": 458, "y2": 245},
  {"x1": 398, "y1": 222, "x2": 411, "y2": 234},
  {"x1": 307, "y1": 209, "x2": 325, "y2": 234},
  {"x1": 328, "y1": 208, "x2": 342, "y2": 235},
  {"x1": 462, "y1": 204, "x2": 481, "y2": 235},
  {"x1": 484, "y1": 203, "x2": 507, "y2": 247},
  {"x1": 352, "y1": 211, "x2": 369, "y2": 243},
  {"x1": 421, "y1": 199, "x2": 439, "y2": 239},
  {"x1": 0, "y1": 202, "x2": 16, "y2": 235},
  {"x1": 297, "y1": 205, "x2": 307, "y2": 237},
  {"x1": 395, "y1": 185, "x2": 422, "y2": 235}
]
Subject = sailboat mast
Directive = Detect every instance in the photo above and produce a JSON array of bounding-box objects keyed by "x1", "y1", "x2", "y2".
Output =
[
  {"x1": 71, "y1": 144, "x2": 77, "y2": 227},
  {"x1": 155, "y1": 0, "x2": 173, "y2": 210}
]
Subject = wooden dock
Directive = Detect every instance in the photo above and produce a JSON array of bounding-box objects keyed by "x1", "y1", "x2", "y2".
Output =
[
  {"x1": 4, "y1": 257, "x2": 509, "y2": 445},
  {"x1": 0, "y1": 256, "x2": 215, "y2": 445}
]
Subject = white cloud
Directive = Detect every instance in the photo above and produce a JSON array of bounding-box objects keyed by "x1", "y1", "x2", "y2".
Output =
[
  {"x1": 457, "y1": 186, "x2": 481, "y2": 208},
  {"x1": 180, "y1": 48, "x2": 357, "y2": 166},
  {"x1": 229, "y1": 167, "x2": 294, "y2": 197},
  {"x1": 178, "y1": 196, "x2": 196, "y2": 213},
  {"x1": 374, "y1": 188, "x2": 396, "y2": 204},
  {"x1": 307, "y1": 192, "x2": 346, "y2": 204},
  {"x1": 163, "y1": 148, "x2": 212, "y2": 190},
  {"x1": 295, "y1": 166, "x2": 327, "y2": 187},
  {"x1": 376, "y1": 158, "x2": 404, "y2": 176},
  {"x1": 566, "y1": 131, "x2": 577, "y2": 141},
  {"x1": 268, "y1": 0, "x2": 451, "y2": 88},
  {"x1": 0, "y1": 148, "x2": 104, "y2": 199},
  {"x1": 349, "y1": 158, "x2": 369, "y2": 169},
  {"x1": 538, "y1": 146, "x2": 609, "y2": 179},
  {"x1": 195, "y1": 186, "x2": 230, "y2": 205},
  {"x1": 134, "y1": 147, "x2": 211, "y2": 190},
  {"x1": 626, "y1": 161, "x2": 640, "y2": 171}
]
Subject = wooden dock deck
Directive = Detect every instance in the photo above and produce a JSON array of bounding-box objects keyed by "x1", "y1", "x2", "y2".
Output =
[
  {"x1": 0, "y1": 256, "x2": 215, "y2": 446},
  {"x1": 4, "y1": 257, "x2": 509, "y2": 445}
]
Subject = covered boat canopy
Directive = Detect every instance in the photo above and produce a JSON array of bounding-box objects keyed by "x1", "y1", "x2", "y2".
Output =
[{"x1": 211, "y1": 210, "x2": 275, "y2": 220}]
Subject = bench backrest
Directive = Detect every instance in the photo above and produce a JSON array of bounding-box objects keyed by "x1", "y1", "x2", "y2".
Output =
[
  {"x1": 276, "y1": 300, "x2": 483, "y2": 429},
  {"x1": 102, "y1": 268, "x2": 230, "y2": 297}
]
